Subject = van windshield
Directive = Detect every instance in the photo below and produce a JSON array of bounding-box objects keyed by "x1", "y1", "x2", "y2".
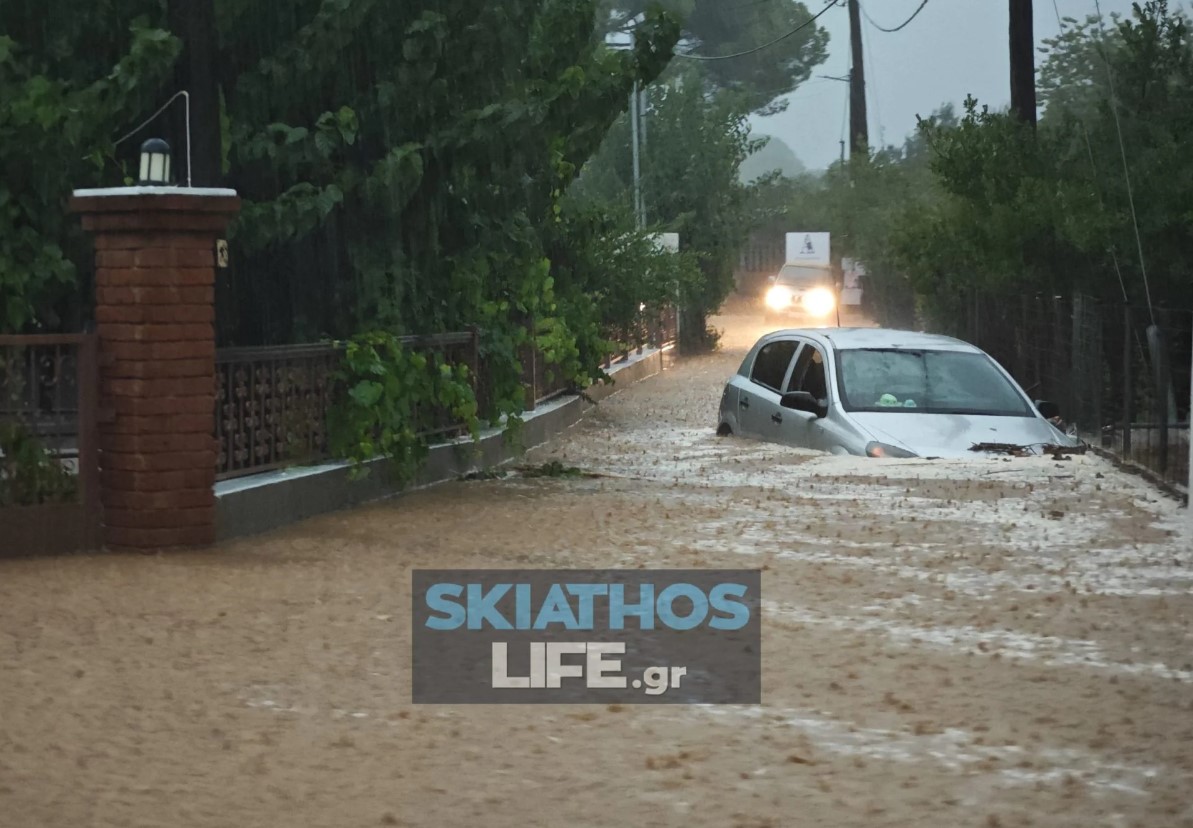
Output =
[{"x1": 776, "y1": 265, "x2": 833, "y2": 286}]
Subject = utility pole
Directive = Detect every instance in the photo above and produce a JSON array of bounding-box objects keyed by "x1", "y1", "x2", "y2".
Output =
[
  {"x1": 847, "y1": 0, "x2": 869, "y2": 156},
  {"x1": 638, "y1": 86, "x2": 647, "y2": 226},
  {"x1": 626, "y1": 22, "x2": 644, "y2": 230},
  {"x1": 1009, "y1": 0, "x2": 1037, "y2": 127},
  {"x1": 630, "y1": 80, "x2": 643, "y2": 229},
  {"x1": 607, "y1": 24, "x2": 645, "y2": 228}
]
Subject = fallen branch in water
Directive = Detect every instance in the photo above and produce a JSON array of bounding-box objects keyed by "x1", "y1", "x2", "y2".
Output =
[
  {"x1": 970, "y1": 442, "x2": 1034, "y2": 456},
  {"x1": 969, "y1": 441, "x2": 1089, "y2": 458}
]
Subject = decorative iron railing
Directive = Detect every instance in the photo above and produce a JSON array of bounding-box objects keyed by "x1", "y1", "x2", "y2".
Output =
[
  {"x1": 215, "y1": 331, "x2": 481, "y2": 480},
  {"x1": 215, "y1": 314, "x2": 676, "y2": 479},
  {"x1": 600, "y1": 305, "x2": 679, "y2": 369},
  {"x1": 519, "y1": 306, "x2": 679, "y2": 410},
  {"x1": 215, "y1": 342, "x2": 343, "y2": 480},
  {"x1": 0, "y1": 333, "x2": 101, "y2": 553}
]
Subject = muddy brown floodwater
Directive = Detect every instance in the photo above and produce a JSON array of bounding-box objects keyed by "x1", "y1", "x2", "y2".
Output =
[{"x1": 2, "y1": 304, "x2": 1192, "y2": 828}]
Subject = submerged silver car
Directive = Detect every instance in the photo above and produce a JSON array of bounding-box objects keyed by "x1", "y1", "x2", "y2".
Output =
[{"x1": 717, "y1": 328, "x2": 1080, "y2": 458}]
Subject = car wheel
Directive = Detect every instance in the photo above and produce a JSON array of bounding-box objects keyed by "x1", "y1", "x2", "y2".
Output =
[{"x1": 716, "y1": 422, "x2": 732, "y2": 436}]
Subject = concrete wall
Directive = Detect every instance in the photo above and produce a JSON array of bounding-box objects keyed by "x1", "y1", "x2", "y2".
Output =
[{"x1": 215, "y1": 348, "x2": 668, "y2": 541}]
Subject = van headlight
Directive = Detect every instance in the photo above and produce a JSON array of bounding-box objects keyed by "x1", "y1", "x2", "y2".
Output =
[
  {"x1": 765, "y1": 285, "x2": 792, "y2": 310},
  {"x1": 804, "y1": 287, "x2": 836, "y2": 317}
]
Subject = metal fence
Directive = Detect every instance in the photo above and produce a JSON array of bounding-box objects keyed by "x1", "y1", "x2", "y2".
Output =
[
  {"x1": 922, "y1": 292, "x2": 1191, "y2": 495},
  {"x1": 602, "y1": 305, "x2": 679, "y2": 363},
  {"x1": 215, "y1": 331, "x2": 480, "y2": 480},
  {"x1": 520, "y1": 305, "x2": 679, "y2": 410},
  {"x1": 216, "y1": 313, "x2": 678, "y2": 480},
  {"x1": 215, "y1": 342, "x2": 343, "y2": 480},
  {"x1": 738, "y1": 233, "x2": 786, "y2": 275},
  {"x1": 0, "y1": 333, "x2": 101, "y2": 553}
]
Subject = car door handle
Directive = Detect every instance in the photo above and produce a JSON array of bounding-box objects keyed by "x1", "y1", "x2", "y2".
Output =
[
  {"x1": 771, "y1": 413, "x2": 782, "y2": 424},
  {"x1": 739, "y1": 398, "x2": 750, "y2": 409}
]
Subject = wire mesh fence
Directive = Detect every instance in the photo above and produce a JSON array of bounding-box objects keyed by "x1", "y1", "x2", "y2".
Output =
[{"x1": 906, "y1": 291, "x2": 1191, "y2": 495}]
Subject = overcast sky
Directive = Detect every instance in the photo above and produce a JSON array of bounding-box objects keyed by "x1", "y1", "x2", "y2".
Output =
[{"x1": 749, "y1": 0, "x2": 1168, "y2": 170}]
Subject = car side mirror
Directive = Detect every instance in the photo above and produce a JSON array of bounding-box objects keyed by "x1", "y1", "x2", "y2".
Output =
[
  {"x1": 1035, "y1": 400, "x2": 1060, "y2": 420},
  {"x1": 781, "y1": 391, "x2": 827, "y2": 418}
]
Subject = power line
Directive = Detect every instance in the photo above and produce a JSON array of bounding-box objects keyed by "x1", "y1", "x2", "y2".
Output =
[
  {"x1": 1050, "y1": 0, "x2": 1064, "y2": 28},
  {"x1": 1092, "y1": 0, "x2": 1156, "y2": 324},
  {"x1": 1047, "y1": 0, "x2": 1131, "y2": 304},
  {"x1": 860, "y1": 0, "x2": 929, "y2": 33},
  {"x1": 673, "y1": 0, "x2": 838, "y2": 61}
]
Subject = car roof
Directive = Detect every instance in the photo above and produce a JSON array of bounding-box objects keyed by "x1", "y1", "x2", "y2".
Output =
[{"x1": 760, "y1": 327, "x2": 984, "y2": 354}]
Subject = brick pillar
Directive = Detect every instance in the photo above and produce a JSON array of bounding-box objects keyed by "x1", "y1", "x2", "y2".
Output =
[{"x1": 69, "y1": 188, "x2": 240, "y2": 551}]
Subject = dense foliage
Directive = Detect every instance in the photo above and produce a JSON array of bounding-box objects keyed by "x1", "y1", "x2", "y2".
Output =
[
  {"x1": 579, "y1": 2, "x2": 828, "y2": 349},
  {"x1": 780, "y1": 1, "x2": 1193, "y2": 329},
  {"x1": 327, "y1": 332, "x2": 479, "y2": 481},
  {"x1": 0, "y1": 422, "x2": 77, "y2": 505},
  {"x1": 600, "y1": 0, "x2": 829, "y2": 110},
  {"x1": 1, "y1": 0, "x2": 832, "y2": 475},
  {"x1": 1, "y1": 1, "x2": 686, "y2": 399},
  {"x1": 571, "y1": 64, "x2": 766, "y2": 349},
  {"x1": 0, "y1": 3, "x2": 179, "y2": 330},
  {"x1": 1, "y1": 1, "x2": 828, "y2": 341}
]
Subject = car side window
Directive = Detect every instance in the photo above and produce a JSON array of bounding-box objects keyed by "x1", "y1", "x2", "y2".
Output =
[
  {"x1": 785, "y1": 344, "x2": 812, "y2": 392},
  {"x1": 787, "y1": 343, "x2": 829, "y2": 401},
  {"x1": 749, "y1": 340, "x2": 798, "y2": 392}
]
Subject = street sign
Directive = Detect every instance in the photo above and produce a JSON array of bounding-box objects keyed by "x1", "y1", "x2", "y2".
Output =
[
  {"x1": 785, "y1": 232, "x2": 830, "y2": 266},
  {"x1": 652, "y1": 232, "x2": 680, "y2": 253},
  {"x1": 840, "y1": 257, "x2": 864, "y2": 306}
]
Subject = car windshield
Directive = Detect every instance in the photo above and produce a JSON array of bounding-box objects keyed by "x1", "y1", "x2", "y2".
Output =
[
  {"x1": 775, "y1": 265, "x2": 832, "y2": 287},
  {"x1": 836, "y1": 348, "x2": 1033, "y2": 416}
]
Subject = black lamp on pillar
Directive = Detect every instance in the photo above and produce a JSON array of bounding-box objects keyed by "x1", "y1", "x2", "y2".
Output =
[{"x1": 138, "y1": 138, "x2": 173, "y2": 186}]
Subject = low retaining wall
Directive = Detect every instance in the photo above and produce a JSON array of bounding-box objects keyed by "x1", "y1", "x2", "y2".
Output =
[{"x1": 215, "y1": 348, "x2": 669, "y2": 541}]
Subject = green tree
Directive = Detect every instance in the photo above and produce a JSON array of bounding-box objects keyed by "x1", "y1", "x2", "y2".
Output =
[
  {"x1": 782, "y1": 0, "x2": 1193, "y2": 332},
  {"x1": 739, "y1": 133, "x2": 805, "y2": 182},
  {"x1": 602, "y1": 0, "x2": 830, "y2": 112},
  {"x1": 3, "y1": 0, "x2": 690, "y2": 405},
  {"x1": 0, "y1": 2, "x2": 179, "y2": 331},
  {"x1": 905, "y1": 2, "x2": 1193, "y2": 309},
  {"x1": 574, "y1": 64, "x2": 761, "y2": 350}
]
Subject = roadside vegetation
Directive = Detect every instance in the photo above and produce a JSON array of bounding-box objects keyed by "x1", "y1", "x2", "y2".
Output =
[
  {"x1": 6, "y1": 1, "x2": 1188, "y2": 481},
  {"x1": 769, "y1": 1, "x2": 1192, "y2": 328}
]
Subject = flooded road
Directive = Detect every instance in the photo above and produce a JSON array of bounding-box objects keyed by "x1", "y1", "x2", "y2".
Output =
[{"x1": 2, "y1": 304, "x2": 1192, "y2": 827}]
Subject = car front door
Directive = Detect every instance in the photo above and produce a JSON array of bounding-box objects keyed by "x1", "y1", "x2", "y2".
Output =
[
  {"x1": 777, "y1": 339, "x2": 833, "y2": 450},
  {"x1": 739, "y1": 338, "x2": 799, "y2": 440}
]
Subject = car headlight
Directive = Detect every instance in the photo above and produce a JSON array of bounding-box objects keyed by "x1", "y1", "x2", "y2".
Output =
[
  {"x1": 865, "y1": 441, "x2": 918, "y2": 458},
  {"x1": 765, "y1": 285, "x2": 792, "y2": 310},
  {"x1": 804, "y1": 287, "x2": 836, "y2": 317}
]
